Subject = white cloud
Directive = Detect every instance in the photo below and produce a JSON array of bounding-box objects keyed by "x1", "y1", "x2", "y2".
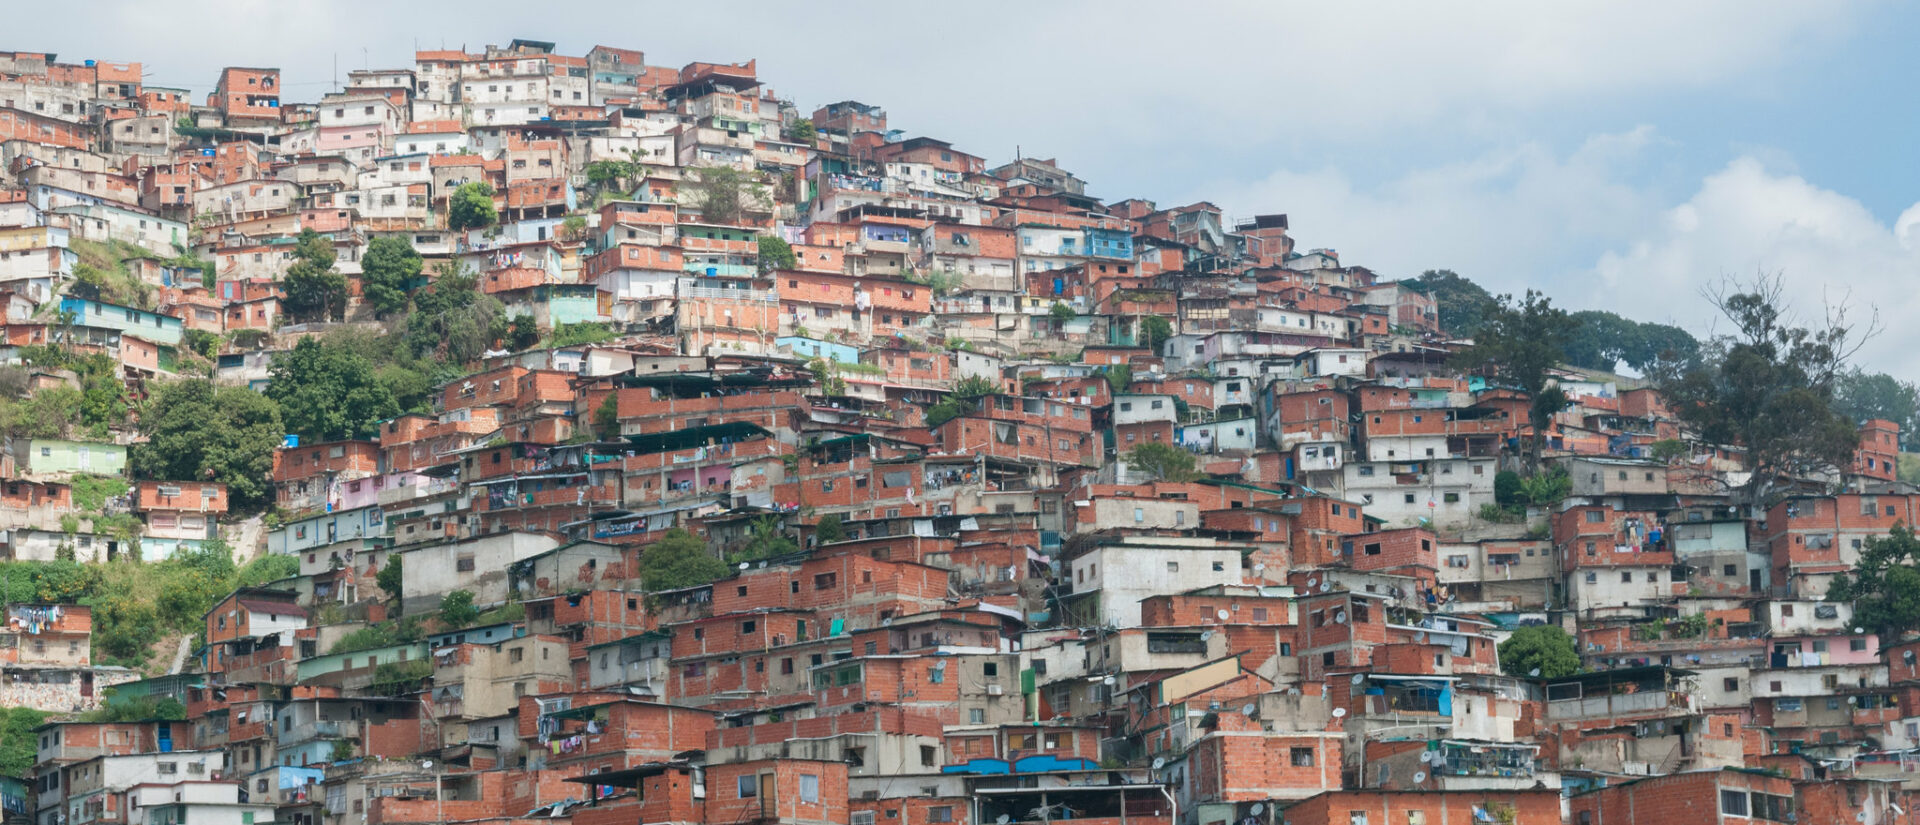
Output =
[
  {"x1": 1202, "y1": 126, "x2": 1670, "y2": 290},
  {"x1": 1588, "y1": 158, "x2": 1920, "y2": 375}
]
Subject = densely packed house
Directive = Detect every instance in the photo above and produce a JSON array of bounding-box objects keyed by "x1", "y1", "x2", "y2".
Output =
[{"x1": 0, "y1": 38, "x2": 1915, "y2": 825}]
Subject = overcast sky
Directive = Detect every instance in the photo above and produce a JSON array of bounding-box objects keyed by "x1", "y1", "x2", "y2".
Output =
[{"x1": 16, "y1": 1, "x2": 1920, "y2": 373}]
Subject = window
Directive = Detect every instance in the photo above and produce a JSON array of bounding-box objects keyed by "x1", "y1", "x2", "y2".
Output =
[
  {"x1": 736, "y1": 775, "x2": 757, "y2": 798},
  {"x1": 1290, "y1": 747, "x2": 1315, "y2": 766},
  {"x1": 928, "y1": 807, "x2": 953, "y2": 823},
  {"x1": 1724, "y1": 678, "x2": 1739, "y2": 691},
  {"x1": 969, "y1": 708, "x2": 985, "y2": 724},
  {"x1": 798, "y1": 774, "x2": 819, "y2": 804},
  {"x1": 1852, "y1": 638, "x2": 1869, "y2": 652},
  {"x1": 1586, "y1": 510, "x2": 1604, "y2": 523},
  {"x1": 1166, "y1": 561, "x2": 1179, "y2": 573},
  {"x1": 1349, "y1": 813, "x2": 1368, "y2": 825},
  {"x1": 1718, "y1": 790, "x2": 1749, "y2": 817},
  {"x1": 921, "y1": 746, "x2": 939, "y2": 767}
]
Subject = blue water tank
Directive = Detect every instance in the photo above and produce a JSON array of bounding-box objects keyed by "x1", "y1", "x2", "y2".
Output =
[{"x1": 283, "y1": 434, "x2": 300, "y2": 448}]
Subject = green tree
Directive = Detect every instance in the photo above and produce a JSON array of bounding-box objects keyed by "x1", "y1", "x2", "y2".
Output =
[
  {"x1": 690, "y1": 166, "x2": 761, "y2": 225},
  {"x1": 785, "y1": 118, "x2": 816, "y2": 144},
  {"x1": 1517, "y1": 466, "x2": 1572, "y2": 507},
  {"x1": 0, "y1": 385, "x2": 83, "y2": 440},
  {"x1": 927, "y1": 374, "x2": 999, "y2": 428},
  {"x1": 559, "y1": 215, "x2": 589, "y2": 243},
  {"x1": 1497, "y1": 625, "x2": 1581, "y2": 679},
  {"x1": 375, "y1": 555, "x2": 403, "y2": 600},
  {"x1": 438, "y1": 590, "x2": 479, "y2": 629},
  {"x1": 447, "y1": 182, "x2": 497, "y2": 232},
  {"x1": 1457, "y1": 290, "x2": 1577, "y2": 473},
  {"x1": 1400, "y1": 269, "x2": 1497, "y2": 337},
  {"x1": 1651, "y1": 275, "x2": 1865, "y2": 506},
  {"x1": 1835, "y1": 369, "x2": 1919, "y2": 447},
  {"x1": 1124, "y1": 442, "x2": 1200, "y2": 483},
  {"x1": 1493, "y1": 470, "x2": 1524, "y2": 509},
  {"x1": 814, "y1": 513, "x2": 846, "y2": 544},
  {"x1": 1830, "y1": 525, "x2": 1920, "y2": 637},
  {"x1": 1049, "y1": 302, "x2": 1077, "y2": 323},
  {"x1": 0, "y1": 707, "x2": 49, "y2": 777},
  {"x1": 405, "y1": 263, "x2": 505, "y2": 364},
  {"x1": 183, "y1": 329, "x2": 221, "y2": 360},
  {"x1": 133, "y1": 378, "x2": 282, "y2": 509},
  {"x1": 281, "y1": 229, "x2": 346, "y2": 323},
  {"x1": 594, "y1": 394, "x2": 620, "y2": 440},
  {"x1": 758, "y1": 235, "x2": 797, "y2": 272},
  {"x1": 506, "y1": 315, "x2": 541, "y2": 352},
  {"x1": 265, "y1": 337, "x2": 400, "y2": 442},
  {"x1": 733, "y1": 516, "x2": 797, "y2": 563},
  {"x1": 360, "y1": 236, "x2": 423, "y2": 316},
  {"x1": 637, "y1": 528, "x2": 728, "y2": 592},
  {"x1": 1142, "y1": 316, "x2": 1174, "y2": 352},
  {"x1": 1102, "y1": 364, "x2": 1133, "y2": 393},
  {"x1": 238, "y1": 553, "x2": 301, "y2": 587}
]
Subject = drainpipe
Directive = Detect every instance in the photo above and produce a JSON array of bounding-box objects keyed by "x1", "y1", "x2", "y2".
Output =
[{"x1": 1155, "y1": 783, "x2": 1177, "y2": 825}]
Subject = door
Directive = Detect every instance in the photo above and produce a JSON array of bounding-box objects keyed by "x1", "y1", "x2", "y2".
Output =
[{"x1": 758, "y1": 774, "x2": 775, "y2": 818}]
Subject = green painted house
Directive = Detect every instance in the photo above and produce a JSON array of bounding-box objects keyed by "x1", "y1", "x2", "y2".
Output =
[{"x1": 13, "y1": 439, "x2": 127, "y2": 477}]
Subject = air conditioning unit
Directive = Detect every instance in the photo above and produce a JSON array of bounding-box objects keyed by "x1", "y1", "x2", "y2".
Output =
[{"x1": 986, "y1": 684, "x2": 1004, "y2": 696}]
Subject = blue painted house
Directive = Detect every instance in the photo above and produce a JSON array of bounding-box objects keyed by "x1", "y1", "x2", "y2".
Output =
[{"x1": 60, "y1": 297, "x2": 184, "y2": 346}]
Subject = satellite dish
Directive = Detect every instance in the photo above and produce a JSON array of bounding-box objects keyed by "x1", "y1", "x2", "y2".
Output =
[
  {"x1": 1334, "y1": 611, "x2": 1347, "y2": 624},
  {"x1": 1855, "y1": 627, "x2": 1866, "y2": 634},
  {"x1": 421, "y1": 761, "x2": 434, "y2": 771},
  {"x1": 997, "y1": 817, "x2": 1011, "y2": 825},
  {"x1": 1331, "y1": 707, "x2": 1347, "y2": 718},
  {"x1": 1419, "y1": 751, "x2": 1435, "y2": 763},
  {"x1": 1240, "y1": 703, "x2": 1256, "y2": 717},
  {"x1": 1412, "y1": 771, "x2": 1426, "y2": 784},
  {"x1": 1216, "y1": 609, "x2": 1230, "y2": 621},
  {"x1": 1857, "y1": 813, "x2": 1868, "y2": 822},
  {"x1": 1250, "y1": 804, "x2": 1264, "y2": 816},
  {"x1": 1151, "y1": 757, "x2": 1167, "y2": 770},
  {"x1": 1103, "y1": 675, "x2": 1116, "y2": 685},
  {"x1": 1351, "y1": 674, "x2": 1365, "y2": 685},
  {"x1": 1320, "y1": 583, "x2": 1331, "y2": 593},
  {"x1": 1253, "y1": 563, "x2": 1266, "y2": 573},
  {"x1": 739, "y1": 562, "x2": 750, "y2": 570},
  {"x1": 1529, "y1": 668, "x2": 1542, "y2": 677},
  {"x1": 1306, "y1": 578, "x2": 1317, "y2": 587},
  {"x1": 1200, "y1": 630, "x2": 1215, "y2": 641}
]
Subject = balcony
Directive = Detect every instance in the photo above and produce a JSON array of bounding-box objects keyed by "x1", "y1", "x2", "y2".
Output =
[
  {"x1": 279, "y1": 719, "x2": 359, "y2": 745},
  {"x1": 1546, "y1": 688, "x2": 1691, "y2": 720}
]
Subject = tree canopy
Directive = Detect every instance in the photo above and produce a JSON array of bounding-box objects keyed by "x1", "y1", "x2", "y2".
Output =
[
  {"x1": 691, "y1": 167, "x2": 760, "y2": 225},
  {"x1": 1497, "y1": 624, "x2": 1580, "y2": 679},
  {"x1": 133, "y1": 378, "x2": 282, "y2": 509},
  {"x1": 447, "y1": 182, "x2": 497, "y2": 231},
  {"x1": 637, "y1": 528, "x2": 728, "y2": 592},
  {"x1": 1399, "y1": 269, "x2": 1496, "y2": 337},
  {"x1": 360, "y1": 236, "x2": 423, "y2": 315},
  {"x1": 1829, "y1": 525, "x2": 1920, "y2": 638},
  {"x1": 1124, "y1": 442, "x2": 1200, "y2": 483},
  {"x1": 405, "y1": 263, "x2": 505, "y2": 364},
  {"x1": 758, "y1": 235, "x2": 797, "y2": 272},
  {"x1": 265, "y1": 336, "x2": 400, "y2": 442},
  {"x1": 1835, "y1": 368, "x2": 1919, "y2": 448},
  {"x1": 1562, "y1": 310, "x2": 1700, "y2": 374},
  {"x1": 1456, "y1": 290, "x2": 1577, "y2": 472},
  {"x1": 1651, "y1": 275, "x2": 1866, "y2": 505},
  {"x1": 280, "y1": 229, "x2": 346, "y2": 323}
]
